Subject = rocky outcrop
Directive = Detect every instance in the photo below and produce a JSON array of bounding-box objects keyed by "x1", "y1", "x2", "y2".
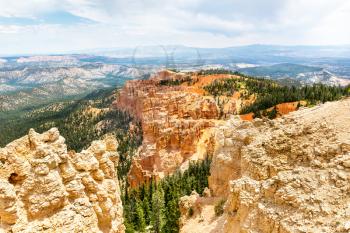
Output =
[
  {"x1": 115, "y1": 70, "x2": 223, "y2": 188},
  {"x1": 180, "y1": 98, "x2": 350, "y2": 233},
  {"x1": 0, "y1": 128, "x2": 124, "y2": 233}
]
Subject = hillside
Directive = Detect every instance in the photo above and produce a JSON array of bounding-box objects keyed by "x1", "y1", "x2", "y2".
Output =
[
  {"x1": 0, "y1": 57, "x2": 152, "y2": 111},
  {"x1": 240, "y1": 63, "x2": 322, "y2": 77},
  {"x1": 239, "y1": 63, "x2": 350, "y2": 86},
  {"x1": 0, "y1": 89, "x2": 136, "y2": 148}
]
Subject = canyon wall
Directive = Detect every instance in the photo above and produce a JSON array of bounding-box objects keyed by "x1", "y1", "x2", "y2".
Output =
[
  {"x1": 0, "y1": 128, "x2": 124, "y2": 233},
  {"x1": 115, "y1": 71, "x2": 226, "y2": 188},
  {"x1": 180, "y1": 98, "x2": 350, "y2": 233}
]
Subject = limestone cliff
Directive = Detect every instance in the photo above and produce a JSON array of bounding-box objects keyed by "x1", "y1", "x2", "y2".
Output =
[
  {"x1": 0, "y1": 128, "x2": 124, "y2": 233},
  {"x1": 180, "y1": 98, "x2": 350, "y2": 233}
]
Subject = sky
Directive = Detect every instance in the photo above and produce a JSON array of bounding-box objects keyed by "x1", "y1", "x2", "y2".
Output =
[{"x1": 0, "y1": 0, "x2": 350, "y2": 55}]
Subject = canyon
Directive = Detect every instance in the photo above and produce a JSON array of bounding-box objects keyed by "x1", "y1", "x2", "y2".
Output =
[
  {"x1": 1, "y1": 69, "x2": 350, "y2": 232},
  {"x1": 115, "y1": 71, "x2": 238, "y2": 188},
  {"x1": 114, "y1": 70, "x2": 304, "y2": 188}
]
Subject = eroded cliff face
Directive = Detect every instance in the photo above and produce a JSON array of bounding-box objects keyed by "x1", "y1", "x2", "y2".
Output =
[
  {"x1": 115, "y1": 70, "x2": 226, "y2": 188},
  {"x1": 115, "y1": 70, "x2": 309, "y2": 188},
  {"x1": 0, "y1": 128, "x2": 124, "y2": 233},
  {"x1": 180, "y1": 98, "x2": 350, "y2": 233}
]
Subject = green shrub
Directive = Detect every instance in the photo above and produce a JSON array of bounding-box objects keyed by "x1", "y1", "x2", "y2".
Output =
[{"x1": 214, "y1": 199, "x2": 226, "y2": 216}]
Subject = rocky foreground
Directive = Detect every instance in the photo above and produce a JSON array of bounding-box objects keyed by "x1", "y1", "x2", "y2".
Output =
[
  {"x1": 180, "y1": 98, "x2": 350, "y2": 233},
  {"x1": 0, "y1": 128, "x2": 124, "y2": 232}
]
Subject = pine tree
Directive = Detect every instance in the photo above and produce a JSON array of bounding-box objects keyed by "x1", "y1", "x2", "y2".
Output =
[
  {"x1": 151, "y1": 186, "x2": 165, "y2": 233},
  {"x1": 142, "y1": 194, "x2": 151, "y2": 225},
  {"x1": 163, "y1": 197, "x2": 180, "y2": 233},
  {"x1": 124, "y1": 219, "x2": 135, "y2": 233},
  {"x1": 135, "y1": 201, "x2": 146, "y2": 232}
]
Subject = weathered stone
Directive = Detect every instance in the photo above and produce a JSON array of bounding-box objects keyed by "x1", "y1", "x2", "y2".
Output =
[
  {"x1": 181, "y1": 98, "x2": 350, "y2": 233},
  {"x1": 0, "y1": 129, "x2": 124, "y2": 233}
]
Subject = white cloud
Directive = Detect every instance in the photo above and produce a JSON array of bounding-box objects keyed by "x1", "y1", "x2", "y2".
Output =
[
  {"x1": 0, "y1": 25, "x2": 23, "y2": 33},
  {"x1": 304, "y1": 1, "x2": 350, "y2": 45},
  {"x1": 0, "y1": 0, "x2": 58, "y2": 18},
  {"x1": 0, "y1": 0, "x2": 349, "y2": 54}
]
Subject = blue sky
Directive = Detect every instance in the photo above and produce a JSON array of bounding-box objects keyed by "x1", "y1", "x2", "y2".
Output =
[
  {"x1": 0, "y1": 0, "x2": 349, "y2": 55},
  {"x1": 0, "y1": 11, "x2": 93, "y2": 26}
]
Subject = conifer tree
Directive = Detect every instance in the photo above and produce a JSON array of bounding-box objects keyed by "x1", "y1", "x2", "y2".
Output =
[
  {"x1": 163, "y1": 197, "x2": 180, "y2": 233},
  {"x1": 135, "y1": 202, "x2": 146, "y2": 232},
  {"x1": 151, "y1": 186, "x2": 165, "y2": 233}
]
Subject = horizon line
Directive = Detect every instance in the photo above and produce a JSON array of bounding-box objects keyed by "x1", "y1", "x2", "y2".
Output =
[{"x1": 1, "y1": 43, "x2": 350, "y2": 58}]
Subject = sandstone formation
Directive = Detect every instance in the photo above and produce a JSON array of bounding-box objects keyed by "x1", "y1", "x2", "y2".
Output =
[
  {"x1": 180, "y1": 98, "x2": 350, "y2": 233},
  {"x1": 115, "y1": 70, "x2": 226, "y2": 188},
  {"x1": 0, "y1": 128, "x2": 124, "y2": 233},
  {"x1": 115, "y1": 70, "x2": 313, "y2": 188}
]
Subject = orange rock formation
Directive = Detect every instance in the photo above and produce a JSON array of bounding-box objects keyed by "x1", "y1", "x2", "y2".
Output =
[
  {"x1": 114, "y1": 70, "x2": 306, "y2": 188},
  {"x1": 114, "y1": 71, "x2": 226, "y2": 188}
]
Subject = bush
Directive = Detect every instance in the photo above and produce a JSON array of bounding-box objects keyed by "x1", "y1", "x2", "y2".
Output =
[
  {"x1": 267, "y1": 107, "x2": 277, "y2": 119},
  {"x1": 214, "y1": 199, "x2": 226, "y2": 216}
]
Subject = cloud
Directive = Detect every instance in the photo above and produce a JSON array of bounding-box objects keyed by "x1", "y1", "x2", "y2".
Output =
[
  {"x1": 0, "y1": 0, "x2": 349, "y2": 54},
  {"x1": 0, "y1": 0, "x2": 58, "y2": 18},
  {"x1": 0, "y1": 25, "x2": 23, "y2": 33}
]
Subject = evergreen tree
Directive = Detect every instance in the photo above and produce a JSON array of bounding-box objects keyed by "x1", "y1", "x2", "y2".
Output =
[
  {"x1": 151, "y1": 186, "x2": 165, "y2": 233},
  {"x1": 135, "y1": 202, "x2": 146, "y2": 232},
  {"x1": 163, "y1": 197, "x2": 180, "y2": 233},
  {"x1": 122, "y1": 158, "x2": 212, "y2": 232},
  {"x1": 142, "y1": 195, "x2": 151, "y2": 225}
]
